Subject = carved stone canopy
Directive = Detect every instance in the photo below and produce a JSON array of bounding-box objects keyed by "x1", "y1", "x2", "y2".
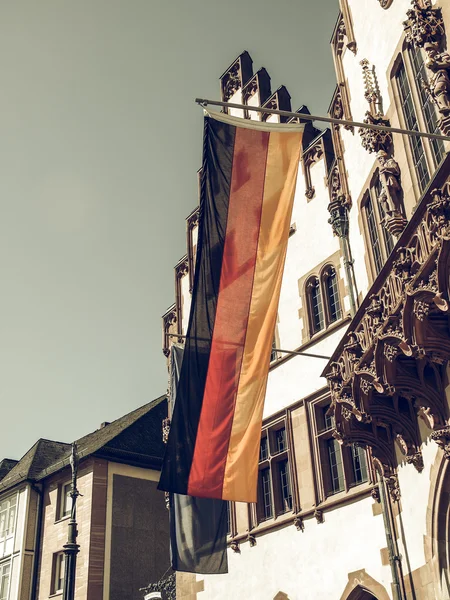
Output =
[
  {"x1": 324, "y1": 163, "x2": 450, "y2": 479},
  {"x1": 359, "y1": 112, "x2": 392, "y2": 155},
  {"x1": 403, "y1": 1, "x2": 444, "y2": 48}
]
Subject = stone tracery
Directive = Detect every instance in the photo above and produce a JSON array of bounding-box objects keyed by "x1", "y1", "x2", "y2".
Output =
[{"x1": 325, "y1": 174, "x2": 450, "y2": 496}]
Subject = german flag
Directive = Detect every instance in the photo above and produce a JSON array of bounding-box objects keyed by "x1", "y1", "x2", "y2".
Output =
[{"x1": 158, "y1": 112, "x2": 303, "y2": 503}]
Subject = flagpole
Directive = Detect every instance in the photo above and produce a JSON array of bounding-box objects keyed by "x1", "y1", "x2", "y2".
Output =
[
  {"x1": 195, "y1": 98, "x2": 450, "y2": 144},
  {"x1": 165, "y1": 333, "x2": 331, "y2": 360}
]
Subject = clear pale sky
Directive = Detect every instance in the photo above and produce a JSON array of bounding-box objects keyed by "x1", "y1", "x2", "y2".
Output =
[{"x1": 1, "y1": 1, "x2": 338, "y2": 461}]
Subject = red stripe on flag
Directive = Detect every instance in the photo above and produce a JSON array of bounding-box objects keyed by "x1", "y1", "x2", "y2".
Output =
[{"x1": 187, "y1": 127, "x2": 270, "y2": 498}]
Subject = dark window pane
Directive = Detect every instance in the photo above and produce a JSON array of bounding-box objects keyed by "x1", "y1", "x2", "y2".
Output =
[
  {"x1": 323, "y1": 406, "x2": 335, "y2": 431},
  {"x1": 260, "y1": 436, "x2": 268, "y2": 462},
  {"x1": 409, "y1": 46, "x2": 445, "y2": 167},
  {"x1": 325, "y1": 268, "x2": 341, "y2": 323},
  {"x1": 275, "y1": 428, "x2": 287, "y2": 454},
  {"x1": 351, "y1": 445, "x2": 368, "y2": 485},
  {"x1": 260, "y1": 468, "x2": 273, "y2": 520},
  {"x1": 309, "y1": 278, "x2": 324, "y2": 333},
  {"x1": 397, "y1": 61, "x2": 430, "y2": 191},
  {"x1": 365, "y1": 196, "x2": 384, "y2": 274},
  {"x1": 278, "y1": 460, "x2": 293, "y2": 513},
  {"x1": 270, "y1": 337, "x2": 278, "y2": 362},
  {"x1": 327, "y1": 438, "x2": 344, "y2": 494}
]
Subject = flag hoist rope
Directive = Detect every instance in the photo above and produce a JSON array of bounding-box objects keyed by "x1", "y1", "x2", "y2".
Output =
[
  {"x1": 166, "y1": 333, "x2": 331, "y2": 360},
  {"x1": 195, "y1": 97, "x2": 450, "y2": 143}
]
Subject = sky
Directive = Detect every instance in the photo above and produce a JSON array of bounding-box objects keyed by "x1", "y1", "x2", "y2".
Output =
[{"x1": 0, "y1": 0, "x2": 339, "y2": 461}]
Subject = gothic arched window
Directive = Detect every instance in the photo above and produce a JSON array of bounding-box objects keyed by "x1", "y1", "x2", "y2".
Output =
[
  {"x1": 307, "y1": 277, "x2": 324, "y2": 335},
  {"x1": 322, "y1": 266, "x2": 342, "y2": 325}
]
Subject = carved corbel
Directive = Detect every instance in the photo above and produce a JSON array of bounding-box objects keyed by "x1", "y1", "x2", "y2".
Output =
[
  {"x1": 430, "y1": 426, "x2": 450, "y2": 459},
  {"x1": 371, "y1": 486, "x2": 381, "y2": 503},
  {"x1": 294, "y1": 515, "x2": 305, "y2": 532},
  {"x1": 314, "y1": 509, "x2": 324, "y2": 524},
  {"x1": 230, "y1": 540, "x2": 240, "y2": 553},
  {"x1": 386, "y1": 474, "x2": 401, "y2": 502},
  {"x1": 405, "y1": 450, "x2": 425, "y2": 472},
  {"x1": 246, "y1": 532, "x2": 257, "y2": 547}
]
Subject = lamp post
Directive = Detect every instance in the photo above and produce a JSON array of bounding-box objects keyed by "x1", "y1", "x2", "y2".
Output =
[
  {"x1": 328, "y1": 195, "x2": 359, "y2": 316},
  {"x1": 62, "y1": 443, "x2": 80, "y2": 600}
]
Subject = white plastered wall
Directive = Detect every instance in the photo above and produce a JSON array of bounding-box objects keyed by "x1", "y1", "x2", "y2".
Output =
[{"x1": 200, "y1": 496, "x2": 392, "y2": 600}]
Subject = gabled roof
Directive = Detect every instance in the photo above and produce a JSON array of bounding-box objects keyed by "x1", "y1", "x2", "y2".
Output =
[
  {"x1": 0, "y1": 395, "x2": 167, "y2": 493},
  {"x1": 0, "y1": 459, "x2": 19, "y2": 482}
]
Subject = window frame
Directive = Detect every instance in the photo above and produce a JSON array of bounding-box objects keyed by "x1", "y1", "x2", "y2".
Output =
[
  {"x1": 305, "y1": 263, "x2": 344, "y2": 339},
  {"x1": 51, "y1": 551, "x2": 65, "y2": 596},
  {"x1": 56, "y1": 482, "x2": 72, "y2": 522},
  {"x1": 255, "y1": 415, "x2": 298, "y2": 526},
  {"x1": 391, "y1": 47, "x2": 445, "y2": 200},
  {"x1": 0, "y1": 494, "x2": 18, "y2": 543},
  {"x1": 255, "y1": 419, "x2": 296, "y2": 524},
  {"x1": 310, "y1": 397, "x2": 370, "y2": 500},
  {"x1": 321, "y1": 265, "x2": 343, "y2": 326},
  {"x1": 0, "y1": 561, "x2": 10, "y2": 600},
  {"x1": 306, "y1": 276, "x2": 325, "y2": 336},
  {"x1": 407, "y1": 45, "x2": 445, "y2": 168},
  {"x1": 361, "y1": 173, "x2": 398, "y2": 281}
]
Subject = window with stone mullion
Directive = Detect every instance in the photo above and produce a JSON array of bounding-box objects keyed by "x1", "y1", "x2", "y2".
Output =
[
  {"x1": 314, "y1": 401, "x2": 369, "y2": 498},
  {"x1": 409, "y1": 46, "x2": 445, "y2": 167},
  {"x1": 327, "y1": 438, "x2": 345, "y2": 494},
  {"x1": 365, "y1": 195, "x2": 384, "y2": 274},
  {"x1": 397, "y1": 62, "x2": 430, "y2": 191},
  {"x1": 260, "y1": 467, "x2": 273, "y2": 520},
  {"x1": 0, "y1": 563, "x2": 10, "y2": 600},
  {"x1": 257, "y1": 424, "x2": 294, "y2": 522},
  {"x1": 350, "y1": 445, "x2": 368, "y2": 486},
  {"x1": 309, "y1": 278, "x2": 324, "y2": 334},
  {"x1": 325, "y1": 268, "x2": 342, "y2": 324}
]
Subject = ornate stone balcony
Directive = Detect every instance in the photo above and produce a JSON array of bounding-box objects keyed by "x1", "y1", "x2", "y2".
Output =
[{"x1": 324, "y1": 155, "x2": 450, "y2": 489}]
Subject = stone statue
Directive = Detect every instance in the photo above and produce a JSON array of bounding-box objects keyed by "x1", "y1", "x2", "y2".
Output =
[
  {"x1": 377, "y1": 150, "x2": 401, "y2": 212},
  {"x1": 424, "y1": 42, "x2": 450, "y2": 122}
]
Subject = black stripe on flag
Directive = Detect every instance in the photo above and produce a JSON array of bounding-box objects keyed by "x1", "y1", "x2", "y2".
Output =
[{"x1": 158, "y1": 117, "x2": 236, "y2": 495}]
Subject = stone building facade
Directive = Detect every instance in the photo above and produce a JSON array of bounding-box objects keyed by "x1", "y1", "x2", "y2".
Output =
[
  {"x1": 0, "y1": 396, "x2": 170, "y2": 600},
  {"x1": 162, "y1": 1, "x2": 450, "y2": 598}
]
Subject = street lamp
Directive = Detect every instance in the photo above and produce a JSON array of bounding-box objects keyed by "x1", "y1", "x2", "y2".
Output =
[{"x1": 62, "y1": 443, "x2": 80, "y2": 600}]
